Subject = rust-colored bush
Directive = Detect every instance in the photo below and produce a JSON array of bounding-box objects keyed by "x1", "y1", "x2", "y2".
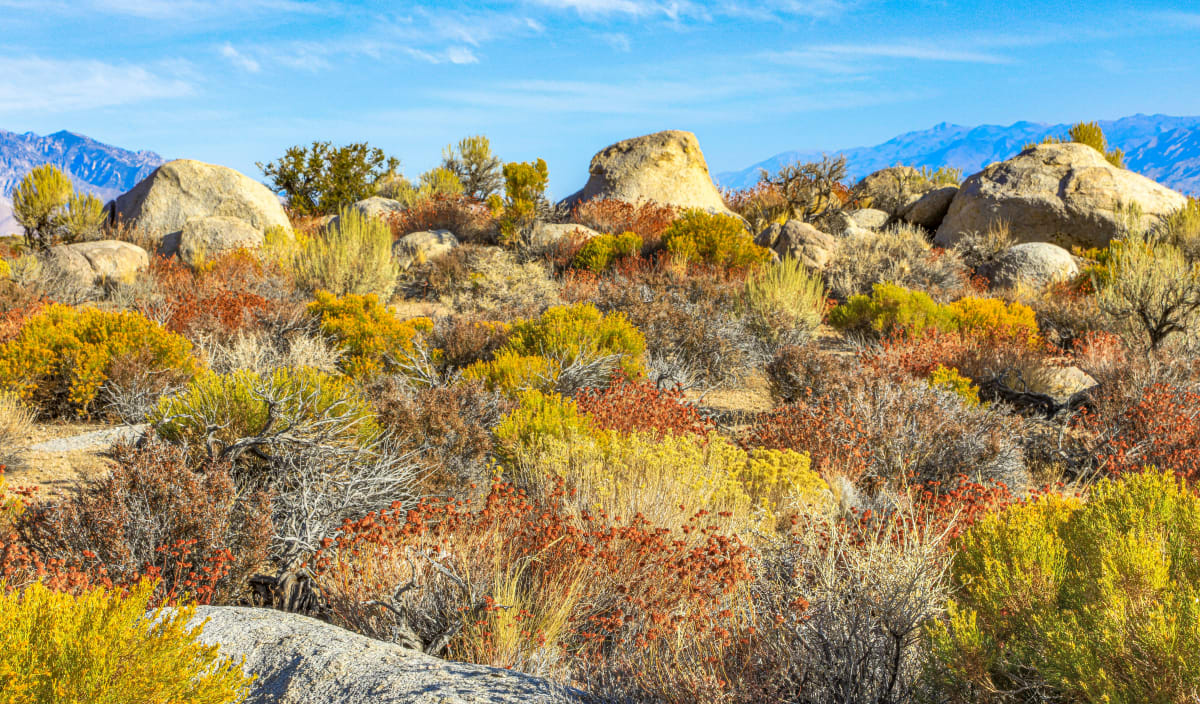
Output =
[
  {"x1": 571, "y1": 198, "x2": 679, "y2": 248},
  {"x1": 388, "y1": 193, "x2": 498, "y2": 244},
  {"x1": 575, "y1": 377, "x2": 714, "y2": 439},
  {"x1": 1080, "y1": 381, "x2": 1200, "y2": 481}
]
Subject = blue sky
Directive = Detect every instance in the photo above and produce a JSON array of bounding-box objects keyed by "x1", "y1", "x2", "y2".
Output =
[{"x1": 1, "y1": 0, "x2": 1198, "y2": 197}]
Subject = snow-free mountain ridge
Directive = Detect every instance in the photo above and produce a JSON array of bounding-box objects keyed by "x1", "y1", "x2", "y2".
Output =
[{"x1": 717, "y1": 114, "x2": 1200, "y2": 196}]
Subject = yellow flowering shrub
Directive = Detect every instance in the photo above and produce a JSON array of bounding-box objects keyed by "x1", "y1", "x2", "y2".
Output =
[
  {"x1": 307, "y1": 290, "x2": 433, "y2": 378},
  {"x1": 947, "y1": 296, "x2": 1039, "y2": 346},
  {"x1": 0, "y1": 580, "x2": 251, "y2": 704},
  {"x1": 927, "y1": 471, "x2": 1200, "y2": 703},
  {"x1": 493, "y1": 389, "x2": 597, "y2": 468},
  {"x1": 928, "y1": 364, "x2": 981, "y2": 408},
  {"x1": 461, "y1": 351, "x2": 553, "y2": 395},
  {"x1": 571, "y1": 231, "x2": 642, "y2": 272},
  {"x1": 661, "y1": 209, "x2": 771, "y2": 268},
  {"x1": 0, "y1": 304, "x2": 200, "y2": 416},
  {"x1": 150, "y1": 367, "x2": 380, "y2": 459},
  {"x1": 0, "y1": 258, "x2": 9, "y2": 280},
  {"x1": 502, "y1": 303, "x2": 646, "y2": 378}
]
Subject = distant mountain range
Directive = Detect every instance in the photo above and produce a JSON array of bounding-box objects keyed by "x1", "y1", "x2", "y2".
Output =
[
  {"x1": 716, "y1": 114, "x2": 1200, "y2": 196},
  {"x1": 0, "y1": 129, "x2": 164, "y2": 236}
]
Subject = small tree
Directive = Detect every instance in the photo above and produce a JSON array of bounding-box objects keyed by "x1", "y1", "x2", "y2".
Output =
[
  {"x1": 1097, "y1": 233, "x2": 1200, "y2": 352},
  {"x1": 441, "y1": 135, "x2": 504, "y2": 200},
  {"x1": 258, "y1": 141, "x2": 400, "y2": 216},
  {"x1": 494, "y1": 158, "x2": 549, "y2": 246},
  {"x1": 12, "y1": 164, "x2": 106, "y2": 250},
  {"x1": 761, "y1": 155, "x2": 850, "y2": 230}
]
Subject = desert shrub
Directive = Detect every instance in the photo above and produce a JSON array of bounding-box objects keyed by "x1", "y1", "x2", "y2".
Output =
[
  {"x1": 570, "y1": 231, "x2": 642, "y2": 272},
  {"x1": 0, "y1": 258, "x2": 9, "y2": 280},
  {"x1": 313, "y1": 480, "x2": 753, "y2": 683},
  {"x1": 495, "y1": 158, "x2": 550, "y2": 246},
  {"x1": 1034, "y1": 120, "x2": 1125, "y2": 168},
  {"x1": 1153, "y1": 197, "x2": 1200, "y2": 264},
  {"x1": 750, "y1": 374, "x2": 1025, "y2": 490},
  {"x1": 428, "y1": 317, "x2": 511, "y2": 369},
  {"x1": 292, "y1": 205, "x2": 399, "y2": 299},
  {"x1": 723, "y1": 181, "x2": 789, "y2": 235},
  {"x1": 18, "y1": 441, "x2": 272, "y2": 605},
  {"x1": 661, "y1": 209, "x2": 770, "y2": 268},
  {"x1": 0, "y1": 579, "x2": 252, "y2": 703},
  {"x1": 1080, "y1": 381, "x2": 1200, "y2": 481},
  {"x1": 745, "y1": 256, "x2": 827, "y2": 348},
  {"x1": 440, "y1": 134, "x2": 504, "y2": 200},
  {"x1": 1097, "y1": 233, "x2": 1200, "y2": 352},
  {"x1": 11, "y1": 164, "x2": 105, "y2": 250},
  {"x1": 258, "y1": 140, "x2": 400, "y2": 216},
  {"x1": 575, "y1": 262, "x2": 765, "y2": 390},
  {"x1": 571, "y1": 198, "x2": 679, "y2": 244},
  {"x1": 504, "y1": 303, "x2": 643, "y2": 368},
  {"x1": 575, "y1": 376, "x2": 715, "y2": 439},
  {"x1": 462, "y1": 351, "x2": 555, "y2": 395},
  {"x1": 760, "y1": 155, "x2": 854, "y2": 231},
  {"x1": 0, "y1": 391, "x2": 31, "y2": 472},
  {"x1": 367, "y1": 378, "x2": 510, "y2": 495},
  {"x1": 947, "y1": 296, "x2": 1039, "y2": 345},
  {"x1": 494, "y1": 389, "x2": 596, "y2": 467},
  {"x1": 307, "y1": 290, "x2": 433, "y2": 378},
  {"x1": 928, "y1": 364, "x2": 981, "y2": 408},
  {"x1": 765, "y1": 344, "x2": 849, "y2": 405},
  {"x1": 829, "y1": 283, "x2": 958, "y2": 339},
  {"x1": 151, "y1": 367, "x2": 380, "y2": 461},
  {"x1": 401, "y1": 244, "x2": 559, "y2": 314},
  {"x1": 951, "y1": 219, "x2": 1014, "y2": 272},
  {"x1": 927, "y1": 471, "x2": 1200, "y2": 703},
  {"x1": 826, "y1": 223, "x2": 968, "y2": 300},
  {"x1": 387, "y1": 193, "x2": 498, "y2": 244},
  {"x1": 0, "y1": 304, "x2": 199, "y2": 417}
]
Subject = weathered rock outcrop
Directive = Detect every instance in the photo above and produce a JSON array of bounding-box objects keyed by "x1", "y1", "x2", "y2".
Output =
[
  {"x1": 353, "y1": 196, "x2": 405, "y2": 221},
  {"x1": 901, "y1": 186, "x2": 957, "y2": 231},
  {"x1": 529, "y1": 223, "x2": 601, "y2": 251},
  {"x1": 393, "y1": 229, "x2": 459, "y2": 268},
  {"x1": 45, "y1": 240, "x2": 148, "y2": 287},
  {"x1": 848, "y1": 208, "x2": 890, "y2": 231},
  {"x1": 935, "y1": 143, "x2": 1187, "y2": 249},
  {"x1": 562, "y1": 130, "x2": 733, "y2": 214},
  {"x1": 979, "y1": 242, "x2": 1079, "y2": 290},
  {"x1": 111, "y1": 159, "x2": 291, "y2": 254},
  {"x1": 755, "y1": 220, "x2": 838, "y2": 269},
  {"x1": 190, "y1": 606, "x2": 582, "y2": 704},
  {"x1": 179, "y1": 215, "x2": 264, "y2": 267}
]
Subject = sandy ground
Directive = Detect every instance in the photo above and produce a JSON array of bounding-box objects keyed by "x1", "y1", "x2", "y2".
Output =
[{"x1": 3, "y1": 420, "x2": 127, "y2": 498}]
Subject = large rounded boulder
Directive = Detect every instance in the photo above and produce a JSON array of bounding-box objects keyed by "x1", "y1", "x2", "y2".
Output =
[
  {"x1": 935, "y1": 143, "x2": 1187, "y2": 249},
  {"x1": 978, "y1": 242, "x2": 1079, "y2": 290},
  {"x1": 562, "y1": 130, "x2": 733, "y2": 214},
  {"x1": 111, "y1": 159, "x2": 292, "y2": 253},
  {"x1": 755, "y1": 220, "x2": 838, "y2": 269}
]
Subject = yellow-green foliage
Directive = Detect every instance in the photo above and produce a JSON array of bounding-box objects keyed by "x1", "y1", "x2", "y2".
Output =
[
  {"x1": 0, "y1": 580, "x2": 251, "y2": 704},
  {"x1": 947, "y1": 296, "x2": 1039, "y2": 345},
  {"x1": 745, "y1": 256, "x2": 827, "y2": 343},
  {"x1": 928, "y1": 364, "x2": 981, "y2": 408},
  {"x1": 662, "y1": 209, "x2": 771, "y2": 268},
  {"x1": 571, "y1": 231, "x2": 642, "y2": 272},
  {"x1": 927, "y1": 471, "x2": 1200, "y2": 704},
  {"x1": 11, "y1": 164, "x2": 105, "y2": 249},
  {"x1": 0, "y1": 304, "x2": 199, "y2": 416},
  {"x1": 493, "y1": 389, "x2": 596, "y2": 467},
  {"x1": 503, "y1": 302, "x2": 645, "y2": 376},
  {"x1": 1096, "y1": 232, "x2": 1200, "y2": 351},
  {"x1": 1154, "y1": 197, "x2": 1200, "y2": 263},
  {"x1": 151, "y1": 367, "x2": 380, "y2": 456},
  {"x1": 496, "y1": 159, "x2": 549, "y2": 245},
  {"x1": 829, "y1": 283, "x2": 1040, "y2": 343},
  {"x1": 307, "y1": 290, "x2": 433, "y2": 378},
  {"x1": 461, "y1": 351, "x2": 553, "y2": 395},
  {"x1": 828, "y1": 283, "x2": 957, "y2": 338},
  {"x1": 0, "y1": 257, "x2": 10, "y2": 280},
  {"x1": 1032, "y1": 121, "x2": 1125, "y2": 169},
  {"x1": 514, "y1": 427, "x2": 827, "y2": 534},
  {"x1": 292, "y1": 205, "x2": 399, "y2": 299}
]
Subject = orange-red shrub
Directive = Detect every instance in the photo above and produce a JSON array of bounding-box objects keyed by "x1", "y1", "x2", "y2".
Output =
[
  {"x1": 1081, "y1": 382, "x2": 1200, "y2": 481},
  {"x1": 143, "y1": 253, "x2": 280, "y2": 340},
  {"x1": 571, "y1": 198, "x2": 679, "y2": 246},
  {"x1": 387, "y1": 193, "x2": 497, "y2": 244},
  {"x1": 577, "y1": 377, "x2": 715, "y2": 439}
]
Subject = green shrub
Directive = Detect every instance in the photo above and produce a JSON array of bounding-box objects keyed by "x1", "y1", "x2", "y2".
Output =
[
  {"x1": 292, "y1": 206, "x2": 400, "y2": 299},
  {"x1": 461, "y1": 350, "x2": 553, "y2": 395},
  {"x1": 307, "y1": 290, "x2": 433, "y2": 378},
  {"x1": 151, "y1": 367, "x2": 380, "y2": 459},
  {"x1": 1096, "y1": 232, "x2": 1200, "y2": 351},
  {"x1": 495, "y1": 159, "x2": 549, "y2": 246},
  {"x1": 257, "y1": 140, "x2": 400, "y2": 216},
  {"x1": 385, "y1": 167, "x2": 465, "y2": 209},
  {"x1": 0, "y1": 304, "x2": 199, "y2": 417},
  {"x1": 502, "y1": 303, "x2": 645, "y2": 378},
  {"x1": 661, "y1": 209, "x2": 770, "y2": 268},
  {"x1": 828, "y1": 283, "x2": 957, "y2": 339},
  {"x1": 571, "y1": 231, "x2": 642, "y2": 272},
  {"x1": 12, "y1": 164, "x2": 106, "y2": 250},
  {"x1": 745, "y1": 256, "x2": 827, "y2": 347},
  {"x1": 927, "y1": 471, "x2": 1200, "y2": 703},
  {"x1": 947, "y1": 296, "x2": 1040, "y2": 346},
  {"x1": 493, "y1": 388, "x2": 596, "y2": 469},
  {"x1": 1031, "y1": 121, "x2": 1125, "y2": 169},
  {"x1": 441, "y1": 135, "x2": 504, "y2": 200},
  {"x1": 1153, "y1": 197, "x2": 1200, "y2": 264},
  {"x1": 0, "y1": 579, "x2": 252, "y2": 704}
]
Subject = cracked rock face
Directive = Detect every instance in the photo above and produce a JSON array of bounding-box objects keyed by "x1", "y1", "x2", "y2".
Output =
[
  {"x1": 190, "y1": 606, "x2": 584, "y2": 704},
  {"x1": 936, "y1": 143, "x2": 1187, "y2": 249},
  {"x1": 562, "y1": 130, "x2": 733, "y2": 215}
]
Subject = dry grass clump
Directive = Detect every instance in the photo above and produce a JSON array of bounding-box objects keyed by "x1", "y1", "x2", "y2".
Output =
[
  {"x1": 401, "y1": 244, "x2": 560, "y2": 314},
  {"x1": 826, "y1": 223, "x2": 968, "y2": 301},
  {"x1": 293, "y1": 205, "x2": 399, "y2": 300},
  {"x1": 0, "y1": 390, "x2": 32, "y2": 470}
]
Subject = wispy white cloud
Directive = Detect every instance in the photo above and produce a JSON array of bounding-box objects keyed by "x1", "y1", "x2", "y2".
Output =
[
  {"x1": 0, "y1": 57, "x2": 193, "y2": 112},
  {"x1": 599, "y1": 32, "x2": 633, "y2": 51},
  {"x1": 807, "y1": 43, "x2": 1012, "y2": 64},
  {"x1": 405, "y1": 46, "x2": 481, "y2": 65},
  {"x1": 219, "y1": 43, "x2": 261, "y2": 73}
]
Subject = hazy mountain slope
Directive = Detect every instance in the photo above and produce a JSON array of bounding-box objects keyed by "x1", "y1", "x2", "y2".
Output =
[
  {"x1": 0, "y1": 129, "x2": 165, "y2": 236},
  {"x1": 717, "y1": 114, "x2": 1200, "y2": 195}
]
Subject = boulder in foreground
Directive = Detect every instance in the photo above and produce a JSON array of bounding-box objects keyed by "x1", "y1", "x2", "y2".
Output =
[{"x1": 190, "y1": 606, "x2": 583, "y2": 704}]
